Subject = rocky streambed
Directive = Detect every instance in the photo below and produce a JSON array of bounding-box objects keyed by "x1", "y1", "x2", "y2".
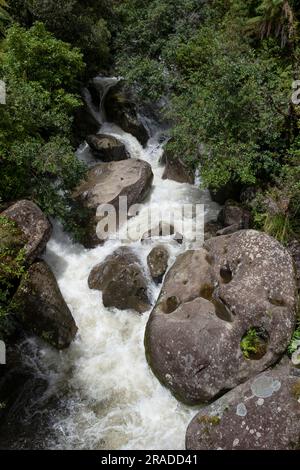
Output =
[{"x1": 0, "y1": 78, "x2": 299, "y2": 450}]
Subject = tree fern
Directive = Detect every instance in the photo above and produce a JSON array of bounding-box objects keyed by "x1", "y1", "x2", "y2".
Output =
[
  {"x1": 247, "y1": 0, "x2": 296, "y2": 47},
  {"x1": 0, "y1": 0, "x2": 10, "y2": 38}
]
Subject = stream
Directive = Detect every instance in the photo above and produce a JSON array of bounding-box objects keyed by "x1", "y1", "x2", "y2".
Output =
[{"x1": 1, "y1": 79, "x2": 220, "y2": 450}]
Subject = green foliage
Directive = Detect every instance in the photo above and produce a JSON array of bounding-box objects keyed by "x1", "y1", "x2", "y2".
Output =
[
  {"x1": 253, "y1": 157, "x2": 300, "y2": 242},
  {"x1": 288, "y1": 327, "x2": 300, "y2": 355},
  {"x1": 241, "y1": 328, "x2": 260, "y2": 359},
  {"x1": 247, "y1": 0, "x2": 296, "y2": 47},
  {"x1": 0, "y1": 22, "x2": 86, "y2": 223},
  {"x1": 113, "y1": 0, "x2": 204, "y2": 98},
  {"x1": 111, "y1": 0, "x2": 300, "y2": 243},
  {"x1": 7, "y1": 0, "x2": 112, "y2": 73},
  {"x1": 0, "y1": 0, "x2": 10, "y2": 37},
  {"x1": 168, "y1": 20, "x2": 291, "y2": 189},
  {"x1": 0, "y1": 216, "x2": 26, "y2": 339},
  {"x1": 240, "y1": 327, "x2": 268, "y2": 359}
]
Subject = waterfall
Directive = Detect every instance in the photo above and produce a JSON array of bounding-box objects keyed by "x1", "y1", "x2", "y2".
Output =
[{"x1": 82, "y1": 76, "x2": 120, "y2": 126}]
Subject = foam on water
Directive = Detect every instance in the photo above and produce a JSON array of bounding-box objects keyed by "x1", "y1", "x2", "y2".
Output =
[{"x1": 33, "y1": 122, "x2": 219, "y2": 450}]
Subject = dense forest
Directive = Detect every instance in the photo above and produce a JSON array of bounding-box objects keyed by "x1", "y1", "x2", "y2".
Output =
[
  {"x1": 1, "y1": 0, "x2": 300, "y2": 451},
  {"x1": 1, "y1": 1, "x2": 300, "y2": 239}
]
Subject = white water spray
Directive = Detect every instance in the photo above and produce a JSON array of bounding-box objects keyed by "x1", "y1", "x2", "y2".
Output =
[
  {"x1": 40, "y1": 121, "x2": 219, "y2": 449},
  {"x1": 12, "y1": 78, "x2": 219, "y2": 449}
]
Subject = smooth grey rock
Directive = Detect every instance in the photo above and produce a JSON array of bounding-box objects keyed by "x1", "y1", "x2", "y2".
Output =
[
  {"x1": 186, "y1": 362, "x2": 300, "y2": 450},
  {"x1": 145, "y1": 230, "x2": 297, "y2": 404}
]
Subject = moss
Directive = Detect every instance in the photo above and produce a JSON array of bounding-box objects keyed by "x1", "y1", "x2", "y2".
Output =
[
  {"x1": 161, "y1": 296, "x2": 179, "y2": 314},
  {"x1": 0, "y1": 216, "x2": 27, "y2": 280},
  {"x1": 292, "y1": 382, "x2": 300, "y2": 400},
  {"x1": 241, "y1": 327, "x2": 268, "y2": 360},
  {"x1": 288, "y1": 322, "x2": 300, "y2": 356},
  {"x1": 199, "y1": 283, "x2": 214, "y2": 301},
  {"x1": 0, "y1": 216, "x2": 27, "y2": 338},
  {"x1": 198, "y1": 415, "x2": 221, "y2": 426}
]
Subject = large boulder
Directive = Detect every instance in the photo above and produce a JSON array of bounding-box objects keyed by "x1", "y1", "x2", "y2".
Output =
[
  {"x1": 2, "y1": 200, "x2": 52, "y2": 265},
  {"x1": 147, "y1": 245, "x2": 170, "y2": 284},
  {"x1": 162, "y1": 147, "x2": 194, "y2": 185},
  {"x1": 145, "y1": 230, "x2": 297, "y2": 404},
  {"x1": 14, "y1": 261, "x2": 78, "y2": 350},
  {"x1": 186, "y1": 362, "x2": 300, "y2": 450},
  {"x1": 88, "y1": 247, "x2": 151, "y2": 314},
  {"x1": 73, "y1": 159, "x2": 153, "y2": 248},
  {"x1": 86, "y1": 134, "x2": 129, "y2": 162},
  {"x1": 105, "y1": 90, "x2": 149, "y2": 146}
]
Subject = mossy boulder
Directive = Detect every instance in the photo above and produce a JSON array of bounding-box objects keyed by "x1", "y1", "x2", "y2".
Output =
[
  {"x1": 2, "y1": 200, "x2": 52, "y2": 265},
  {"x1": 0, "y1": 216, "x2": 27, "y2": 285}
]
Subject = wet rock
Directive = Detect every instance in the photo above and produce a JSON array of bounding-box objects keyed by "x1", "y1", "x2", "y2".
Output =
[
  {"x1": 162, "y1": 147, "x2": 194, "y2": 185},
  {"x1": 186, "y1": 362, "x2": 300, "y2": 450},
  {"x1": 141, "y1": 222, "x2": 183, "y2": 244},
  {"x1": 105, "y1": 90, "x2": 149, "y2": 146},
  {"x1": 14, "y1": 261, "x2": 78, "y2": 350},
  {"x1": 147, "y1": 246, "x2": 169, "y2": 284},
  {"x1": 145, "y1": 230, "x2": 297, "y2": 404},
  {"x1": 142, "y1": 222, "x2": 175, "y2": 241},
  {"x1": 73, "y1": 159, "x2": 153, "y2": 248},
  {"x1": 88, "y1": 247, "x2": 151, "y2": 314},
  {"x1": 86, "y1": 134, "x2": 128, "y2": 162},
  {"x1": 2, "y1": 200, "x2": 52, "y2": 265}
]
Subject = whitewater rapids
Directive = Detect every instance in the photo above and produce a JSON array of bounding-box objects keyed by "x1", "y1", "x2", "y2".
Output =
[{"x1": 26, "y1": 122, "x2": 219, "y2": 450}]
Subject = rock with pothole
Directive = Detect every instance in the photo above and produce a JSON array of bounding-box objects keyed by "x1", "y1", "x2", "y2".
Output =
[
  {"x1": 14, "y1": 261, "x2": 78, "y2": 350},
  {"x1": 145, "y1": 230, "x2": 297, "y2": 404},
  {"x1": 86, "y1": 134, "x2": 129, "y2": 162},
  {"x1": 2, "y1": 200, "x2": 52, "y2": 265},
  {"x1": 73, "y1": 159, "x2": 153, "y2": 248},
  {"x1": 186, "y1": 362, "x2": 300, "y2": 450},
  {"x1": 147, "y1": 245, "x2": 170, "y2": 284},
  {"x1": 88, "y1": 247, "x2": 151, "y2": 314}
]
